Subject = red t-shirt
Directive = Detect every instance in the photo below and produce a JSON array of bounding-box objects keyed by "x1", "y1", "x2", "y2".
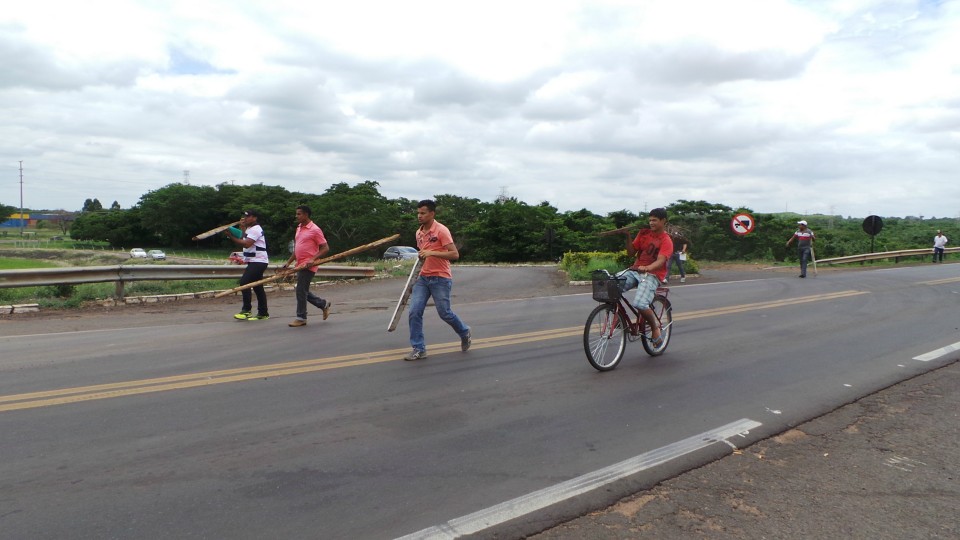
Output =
[{"x1": 630, "y1": 229, "x2": 674, "y2": 282}]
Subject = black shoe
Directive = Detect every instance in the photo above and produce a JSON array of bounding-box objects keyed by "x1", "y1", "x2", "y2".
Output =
[
  {"x1": 461, "y1": 329, "x2": 472, "y2": 352},
  {"x1": 799, "y1": 275, "x2": 806, "y2": 278}
]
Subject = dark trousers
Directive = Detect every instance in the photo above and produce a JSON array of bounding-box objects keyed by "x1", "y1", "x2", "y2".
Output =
[
  {"x1": 240, "y1": 262, "x2": 268, "y2": 316},
  {"x1": 295, "y1": 269, "x2": 327, "y2": 320},
  {"x1": 934, "y1": 247, "x2": 945, "y2": 262},
  {"x1": 798, "y1": 246, "x2": 811, "y2": 277}
]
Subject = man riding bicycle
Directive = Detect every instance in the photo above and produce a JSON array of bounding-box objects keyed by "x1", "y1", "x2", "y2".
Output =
[{"x1": 618, "y1": 208, "x2": 674, "y2": 346}]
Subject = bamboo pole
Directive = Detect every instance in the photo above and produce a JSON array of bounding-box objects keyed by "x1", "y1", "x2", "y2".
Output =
[
  {"x1": 213, "y1": 234, "x2": 400, "y2": 298},
  {"x1": 598, "y1": 223, "x2": 690, "y2": 240},
  {"x1": 597, "y1": 225, "x2": 633, "y2": 237},
  {"x1": 192, "y1": 220, "x2": 242, "y2": 241}
]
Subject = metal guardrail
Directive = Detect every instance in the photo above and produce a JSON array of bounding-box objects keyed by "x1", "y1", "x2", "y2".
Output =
[
  {"x1": 817, "y1": 247, "x2": 960, "y2": 265},
  {"x1": 0, "y1": 264, "x2": 375, "y2": 298}
]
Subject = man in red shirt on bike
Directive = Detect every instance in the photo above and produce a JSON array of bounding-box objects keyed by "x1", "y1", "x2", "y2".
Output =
[{"x1": 619, "y1": 208, "x2": 674, "y2": 346}]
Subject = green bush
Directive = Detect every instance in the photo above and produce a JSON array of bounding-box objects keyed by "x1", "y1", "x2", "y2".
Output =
[
  {"x1": 563, "y1": 250, "x2": 699, "y2": 280},
  {"x1": 562, "y1": 251, "x2": 624, "y2": 280}
]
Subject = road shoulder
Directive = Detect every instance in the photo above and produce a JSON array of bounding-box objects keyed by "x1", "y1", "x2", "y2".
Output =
[{"x1": 532, "y1": 361, "x2": 960, "y2": 539}]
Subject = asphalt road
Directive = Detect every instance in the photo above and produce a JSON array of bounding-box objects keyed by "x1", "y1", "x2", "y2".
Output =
[{"x1": 1, "y1": 264, "x2": 958, "y2": 539}]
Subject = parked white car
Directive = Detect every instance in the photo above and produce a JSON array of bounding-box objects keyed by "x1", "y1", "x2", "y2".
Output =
[
  {"x1": 147, "y1": 249, "x2": 166, "y2": 260},
  {"x1": 130, "y1": 248, "x2": 147, "y2": 258}
]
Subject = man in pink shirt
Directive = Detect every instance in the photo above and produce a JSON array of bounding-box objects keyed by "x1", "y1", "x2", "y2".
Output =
[
  {"x1": 281, "y1": 205, "x2": 332, "y2": 327},
  {"x1": 404, "y1": 199, "x2": 471, "y2": 361}
]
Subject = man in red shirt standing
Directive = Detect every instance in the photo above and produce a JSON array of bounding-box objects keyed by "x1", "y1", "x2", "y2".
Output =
[
  {"x1": 404, "y1": 199, "x2": 471, "y2": 361},
  {"x1": 619, "y1": 208, "x2": 673, "y2": 346},
  {"x1": 281, "y1": 205, "x2": 332, "y2": 327}
]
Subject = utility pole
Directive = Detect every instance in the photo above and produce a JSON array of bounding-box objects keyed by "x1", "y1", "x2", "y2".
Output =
[{"x1": 19, "y1": 160, "x2": 24, "y2": 237}]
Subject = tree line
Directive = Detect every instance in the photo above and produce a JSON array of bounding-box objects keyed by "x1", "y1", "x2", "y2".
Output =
[{"x1": 61, "y1": 182, "x2": 956, "y2": 263}]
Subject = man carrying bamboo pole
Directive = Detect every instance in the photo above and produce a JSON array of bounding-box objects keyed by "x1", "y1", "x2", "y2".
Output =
[
  {"x1": 280, "y1": 205, "x2": 332, "y2": 327},
  {"x1": 227, "y1": 209, "x2": 270, "y2": 320},
  {"x1": 403, "y1": 199, "x2": 471, "y2": 361}
]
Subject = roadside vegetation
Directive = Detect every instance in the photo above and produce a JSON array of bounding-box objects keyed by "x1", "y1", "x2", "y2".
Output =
[
  {"x1": 56, "y1": 183, "x2": 956, "y2": 265},
  {"x1": 3, "y1": 182, "x2": 956, "y2": 307}
]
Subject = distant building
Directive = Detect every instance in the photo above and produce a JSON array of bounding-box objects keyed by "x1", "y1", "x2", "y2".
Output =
[{"x1": 2, "y1": 213, "x2": 76, "y2": 228}]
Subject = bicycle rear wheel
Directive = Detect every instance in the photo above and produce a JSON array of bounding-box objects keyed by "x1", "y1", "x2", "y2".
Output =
[
  {"x1": 641, "y1": 295, "x2": 672, "y2": 356},
  {"x1": 584, "y1": 303, "x2": 627, "y2": 371}
]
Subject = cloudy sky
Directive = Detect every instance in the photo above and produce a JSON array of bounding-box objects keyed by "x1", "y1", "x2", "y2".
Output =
[{"x1": 3, "y1": 0, "x2": 958, "y2": 219}]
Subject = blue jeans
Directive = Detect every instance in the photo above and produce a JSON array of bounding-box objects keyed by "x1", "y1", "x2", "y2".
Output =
[
  {"x1": 665, "y1": 252, "x2": 685, "y2": 278},
  {"x1": 408, "y1": 276, "x2": 469, "y2": 353}
]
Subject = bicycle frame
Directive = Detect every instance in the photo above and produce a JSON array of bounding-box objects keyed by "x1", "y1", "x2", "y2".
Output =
[{"x1": 606, "y1": 286, "x2": 670, "y2": 339}]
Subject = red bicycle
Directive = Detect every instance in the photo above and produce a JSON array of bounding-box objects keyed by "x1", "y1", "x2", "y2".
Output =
[{"x1": 583, "y1": 270, "x2": 673, "y2": 371}]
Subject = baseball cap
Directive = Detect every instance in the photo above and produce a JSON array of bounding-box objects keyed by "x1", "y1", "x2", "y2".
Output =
[
  {"x1": 797, "y1": 220, "x2": 807, "y2": 226},
  {"x1": 243, "y1": 209, "x2": 260, "y2": 218}
]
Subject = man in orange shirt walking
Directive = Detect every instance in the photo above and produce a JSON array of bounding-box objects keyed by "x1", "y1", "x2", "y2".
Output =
[
  {"x1": 404, "y1": 199, "x2": 471, "y2": 361},
  {"x1": 281, "y1": 205, "x2": 332, "y2": 327}
]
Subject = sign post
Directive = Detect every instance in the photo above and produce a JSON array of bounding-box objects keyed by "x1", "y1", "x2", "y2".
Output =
[{"x1": 862, "y1": 215, "x2": 883, "y2": 254}]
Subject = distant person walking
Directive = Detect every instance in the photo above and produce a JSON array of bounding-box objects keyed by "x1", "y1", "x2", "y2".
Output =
[
  {"x1": 227, "y1": 209, "x2": 269, "y2": 320},
  {"x1": 933, "y1": 230, "x2": 948, "y2": 263},
  {"x1": 786, "y1": 220, "x2": 815, "y2": 278},
  {"x1": 664, "y1": 236, "x2": 687, "y2": 284},
  {"x1": 404, "y1": 199, "x2": 471, "y2": 361},
  {"x1": 281, "y1": 205, "x2": 332, "y2": 327}
]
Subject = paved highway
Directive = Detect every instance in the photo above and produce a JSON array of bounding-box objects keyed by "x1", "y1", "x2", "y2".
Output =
[{"x1": 1, "y1": 264, "x2": 958, "y2": 539}]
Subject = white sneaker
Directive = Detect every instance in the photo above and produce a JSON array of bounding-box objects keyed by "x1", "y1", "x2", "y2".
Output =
[{"x1": 680, "y1": 277, "x2": 686, "y2": 283}]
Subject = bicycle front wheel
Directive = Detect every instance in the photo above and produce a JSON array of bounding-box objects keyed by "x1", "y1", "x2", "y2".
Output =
[
  {"x1": 641, "y1": 295, "x2": 672, "y2": 356},
  {"x1": 584, "y1": 303, "x2": 627, "y2": 371}
]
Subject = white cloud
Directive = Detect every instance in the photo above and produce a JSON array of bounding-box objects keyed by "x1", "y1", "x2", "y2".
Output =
[{"x1": 2, "y1": 0, "x2": 960, "y2": 219}]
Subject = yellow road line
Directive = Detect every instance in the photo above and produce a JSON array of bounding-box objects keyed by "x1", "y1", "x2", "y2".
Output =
[
  {"x1": 918, "y1": 276, "x2": 960, "y2": 285},
  {"x1": 0, "y1": 290, "x2": 868, "y2": 413}
]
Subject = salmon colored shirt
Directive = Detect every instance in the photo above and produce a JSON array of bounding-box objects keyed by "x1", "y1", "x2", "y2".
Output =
[
  {"x1": 416, "y1": 220, "x2": 455, "y2": 279},
  {"x1": 630, "y1": 229, "x2": 674, "y2": 282},
  {"x1": 294, "y1": 220, "x2": 327, "y2": 273}
]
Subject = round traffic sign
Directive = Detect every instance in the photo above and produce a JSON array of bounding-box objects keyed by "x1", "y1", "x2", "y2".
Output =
[
  {"x1": 862, "y1": 215, "x2": 883, "y2": 236},
  {"x1": 731, "y1": 213, "x2": 756, "y2": 236}
]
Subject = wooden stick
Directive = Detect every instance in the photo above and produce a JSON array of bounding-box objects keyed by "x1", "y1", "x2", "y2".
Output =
[
  {"x1": 811, "y1": 246, "x2": 818, "y2": 276},
  {"x1": 598, "y1": 225, "x2": 634, "y2": 237},
  {"x1": 213, "y1": 234, "x2": 400, "y2": 298},
  {"x1": 597, "y1": 223, "x2": 690, "y2": 241},
  {"x1": 192, "y1": 220, "x2": 242, "y2": 241}
]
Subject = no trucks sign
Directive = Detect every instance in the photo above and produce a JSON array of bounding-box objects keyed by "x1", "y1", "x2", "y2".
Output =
[{"x1": 730, "y1": 213, "x2": 755, "y2": 236}]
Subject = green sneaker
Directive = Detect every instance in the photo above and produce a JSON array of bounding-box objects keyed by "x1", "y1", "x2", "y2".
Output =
[
  {"x1": 234, "y1": 311, "x2": 252, "y2": 320},
  {"x1": 247, "y1": 314, "x2": 269, "y2": 321}
]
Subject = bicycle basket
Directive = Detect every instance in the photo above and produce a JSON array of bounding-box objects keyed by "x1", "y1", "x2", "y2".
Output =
[{"x1": 591, "y1": 271, "x2": 625, "y2": 302}]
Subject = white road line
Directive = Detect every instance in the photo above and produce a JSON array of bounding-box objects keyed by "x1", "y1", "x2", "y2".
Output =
[
  {"x1": 395, "y1": 418, "x2": 762, "y2": 540},
  {"x1": 912, "y1": 341, "x2": 960, "y2": 362}
]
